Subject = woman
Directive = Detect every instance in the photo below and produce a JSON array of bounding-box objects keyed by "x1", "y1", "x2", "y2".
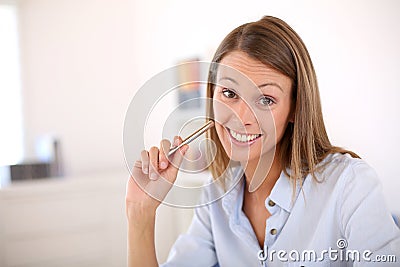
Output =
[{"x1": 126, "y1": 16, "x2": 400, "y2": 266}]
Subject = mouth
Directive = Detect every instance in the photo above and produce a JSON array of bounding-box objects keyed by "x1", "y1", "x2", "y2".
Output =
[{"x1": 226, "y1": 127, "x2": 262, "y2": 145}]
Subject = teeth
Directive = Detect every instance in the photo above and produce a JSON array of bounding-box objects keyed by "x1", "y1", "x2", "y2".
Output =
[{"x1": 229, "y1": 129, "x2": 260, "y2": 143}]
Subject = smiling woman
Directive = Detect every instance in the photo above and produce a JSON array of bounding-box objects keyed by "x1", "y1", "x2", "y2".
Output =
[
  {"x1": 126, "y1": 16, "x2": 400, "y2": 267},
  {"x1": 205, "y1": 19, "x2": 359, "y2": 192},
  {"x1": 211, "y1": 52, "x2": 293, "y2": 182}
]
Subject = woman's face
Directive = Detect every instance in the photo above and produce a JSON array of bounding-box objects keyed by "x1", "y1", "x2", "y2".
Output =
[{"x1": 213, "y1": 51, "x2": 293, "y2": 166}]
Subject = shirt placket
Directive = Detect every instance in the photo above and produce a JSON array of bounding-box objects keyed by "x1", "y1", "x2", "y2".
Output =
[{"x1": 261, "y1": 197, "x2": 284, "y2": 266}]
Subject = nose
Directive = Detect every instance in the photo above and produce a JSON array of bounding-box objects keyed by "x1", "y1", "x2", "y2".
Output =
[{"x1": 233, "y1": 98, "x2": 255, "y2": 126}]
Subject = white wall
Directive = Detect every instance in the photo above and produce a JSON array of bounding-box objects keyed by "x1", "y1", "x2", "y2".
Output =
[
  {"x1": 19, "y1": 0, "x2": 137, "y2": 174},
  {"x1": 19, "y1": 0, "x2": 400, "y2": 212}
]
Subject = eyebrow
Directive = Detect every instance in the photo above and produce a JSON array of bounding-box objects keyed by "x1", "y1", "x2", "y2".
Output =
[{"x1": 218, "y1": 77, "x2": 284, "y2": 93}]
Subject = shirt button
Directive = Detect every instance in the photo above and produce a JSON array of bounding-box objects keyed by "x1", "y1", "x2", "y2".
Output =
[
  {"x1": 270, "y1": 228, "x2": 277, "y2": 235},
  {"x1": 268, "y1": 200, "x2": 275, "y2": 207}
]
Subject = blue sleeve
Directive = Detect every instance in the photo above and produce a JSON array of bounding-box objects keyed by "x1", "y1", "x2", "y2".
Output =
[
  {"x1": 339, "y1": 161, "x2": 400, "y2": 266},
  {"x1": 160, "y1": 188, "x2": 218, "y2": 267}
]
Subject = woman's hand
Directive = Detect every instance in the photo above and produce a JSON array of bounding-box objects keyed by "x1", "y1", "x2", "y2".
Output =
[
  {"x1": 125, "y1": 136, "x2": 188, "y2": 222},
  {"x1": 126, "y1": 137, "x2": 187, "y2": 267}
]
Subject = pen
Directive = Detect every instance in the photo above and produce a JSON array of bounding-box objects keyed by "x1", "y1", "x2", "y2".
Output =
[{"x1": 168, "y1": 120, "x2": 215, "y2": 157}]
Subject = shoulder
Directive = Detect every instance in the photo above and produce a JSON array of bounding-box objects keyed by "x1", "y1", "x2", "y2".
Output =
[
  {"x1": 317, "y1": 152, "x2": 380, "y2": 188},
  {"x1": 198, "y1": 165, "x2": 244, "y2": 207},
  {"x1": 302, "y1": 153, "x2": 381, "y2": 204}
]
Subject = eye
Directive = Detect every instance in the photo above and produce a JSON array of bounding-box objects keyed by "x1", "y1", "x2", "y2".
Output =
[
  {"x1": 257, "y1": 96, "x2": 275, "y2": 107},
  {"x1": 222, "y1": 88, "x2": 237, "y2": 99}
]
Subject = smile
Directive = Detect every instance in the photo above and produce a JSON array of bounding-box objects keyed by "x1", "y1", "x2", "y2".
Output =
[{"x1": 227, "y1": 128, "x2": 262, "y2": 143}]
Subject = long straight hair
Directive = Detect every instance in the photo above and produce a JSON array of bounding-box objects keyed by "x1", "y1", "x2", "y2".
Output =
[{"x1": 206, "y1": 16, "x2": 359, "y2": 188}]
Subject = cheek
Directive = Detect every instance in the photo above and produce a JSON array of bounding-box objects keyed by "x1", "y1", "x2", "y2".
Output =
[
  {"x1": 214, "y1": 120, "x2": 234, "y2": 158},
  {"x1": 214, "y1": 123, "x2": 226, "y2": 142},
  {"x1": 253, "y1": 108, "x2": 275, "y2": 134},
  {"x1": 212, "y1": 97, "x2": 234, "y2": 124},
  {"x1": 269, "y1": 107, "x2": 291, "y2": 138}
]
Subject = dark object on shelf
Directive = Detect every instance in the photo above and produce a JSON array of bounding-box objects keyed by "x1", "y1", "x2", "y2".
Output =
[
  {"x1": 10, "y1": 162, "x2": 53, "y2": 181},
  {"x1": 1, "y1": 138, "x2": 63, "y2": 183}
]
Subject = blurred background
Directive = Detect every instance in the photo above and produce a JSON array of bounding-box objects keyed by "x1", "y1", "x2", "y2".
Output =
[{"x1": 0, "y1": 0, "x2": 399, "y2": 266}]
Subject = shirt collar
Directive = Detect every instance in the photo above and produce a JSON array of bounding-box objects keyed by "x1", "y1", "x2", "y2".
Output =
[
  {"x1": 267, "y1": 170, "x2": 300, "y2": 213},
  {"x1": 221, "y1": 166, "x2": 245, "y2": 217},
  {"x1": 221, "y1": 166, "x2": 301, "y2": 215}
]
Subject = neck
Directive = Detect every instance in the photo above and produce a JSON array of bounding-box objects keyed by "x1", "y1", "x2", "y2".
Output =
[{"x1": 241, "y1": 149, "x2": 282, "y2": 201}]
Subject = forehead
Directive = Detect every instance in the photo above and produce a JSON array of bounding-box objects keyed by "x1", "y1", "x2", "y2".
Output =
[{"x1": 218, "y1": 51, "x2": 292, "y2": 90}]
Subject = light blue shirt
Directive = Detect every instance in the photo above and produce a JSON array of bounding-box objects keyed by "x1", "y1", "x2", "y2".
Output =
[{"x1": 161, "y1": 153, "x2": 400, "y2": 266}]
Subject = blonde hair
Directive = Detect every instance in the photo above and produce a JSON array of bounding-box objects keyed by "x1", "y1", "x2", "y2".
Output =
[{"x1": 206, "y1": 16, "x2": 359, "y2": 188}]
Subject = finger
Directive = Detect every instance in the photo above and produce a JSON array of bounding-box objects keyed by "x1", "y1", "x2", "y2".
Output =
[
  {"x1": 140, "y1": 150, "x2": 149, "y2": 174},
  {"x1": 148, "y1": 146, "x2": 160, "y2": 180},
  {"x1": 134, "y1": 160, "x2": 142, "y2": 168},
  {"x1": 159, "y1": 139, "x2": 171, "y2": 170},
  {"x1": 169, "y1": 136, "x2": 189, "y2": 173}
]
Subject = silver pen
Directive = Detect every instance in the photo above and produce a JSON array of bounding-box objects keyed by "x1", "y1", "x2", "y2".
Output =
[{"x1": 168, "y1": 120, "x2": 215, "y2": 157}]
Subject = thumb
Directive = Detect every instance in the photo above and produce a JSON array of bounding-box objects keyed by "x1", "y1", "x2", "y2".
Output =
[{"x1": 168, "y1": 136, "x2": 188, "y2": 177}]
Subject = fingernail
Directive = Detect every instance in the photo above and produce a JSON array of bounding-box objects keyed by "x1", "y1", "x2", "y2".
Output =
[
  {"x1": 142, "y1": 168, "x2": 148, "y2": 174},
  {"x1": 150, "y1": 172, "x2": 158, "y2": 180},
  {"x1": 173, "y1": 137, "x2": 179, "y2": 146},
  {"x1": 160, "y1": 161, "x2": 167, "y2": 169}
]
